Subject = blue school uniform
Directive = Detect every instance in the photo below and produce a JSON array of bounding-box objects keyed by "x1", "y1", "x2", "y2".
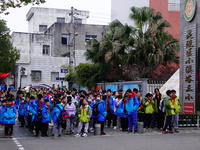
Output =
[
  {"x1": 3, "y1": 105, "x2": 17, "y2": 124},
  {"x1": 42, "y1": 105, "x2": 51, "y2": 123}
]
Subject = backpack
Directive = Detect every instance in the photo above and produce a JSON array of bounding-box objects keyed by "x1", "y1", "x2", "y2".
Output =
[
  {"x1": 66, "y1": 103, "x2": 76, "y2": 117},
  {"x1": 159, "y1": 99, "x2": 166, "y2": 114},
  {"x1": 92, "y1": 102, "x2": 100, "y2": 116},
  {"x1": 37, "y1": 107, "x2": 43, "y2": 121},
  {"x1": 55, "y1": 105, "x2": 65, "y2": 124}
]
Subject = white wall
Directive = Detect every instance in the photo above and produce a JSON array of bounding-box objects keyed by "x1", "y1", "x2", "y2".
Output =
[
  {"x1": 17, "y1": 56, "x2": 69, "y2": 88},
  {"x1": 26, "y1": 7, "x2": 89, "y2": 33},
  {"x1": 111, "y1": 0, "x2": 149, "y2": 25},
  {"x1": 12, "y1": 32, "x2": 89, "y2": 88}
]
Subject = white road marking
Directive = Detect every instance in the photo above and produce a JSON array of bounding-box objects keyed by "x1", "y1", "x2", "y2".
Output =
[{"x1": 12, "y1": 137, "x2": 25, "y2": 150}]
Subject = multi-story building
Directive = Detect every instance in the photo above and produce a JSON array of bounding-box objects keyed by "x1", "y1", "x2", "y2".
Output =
[
  {"x1": 27, "y1": 7, "x2": 89, "y2": 33},
  {"x1": 111, "y1": 0, "x2": 180, "y2": 39},
  {"x1": 11, "y1": 7, "x2": 108, "y2": 88}
]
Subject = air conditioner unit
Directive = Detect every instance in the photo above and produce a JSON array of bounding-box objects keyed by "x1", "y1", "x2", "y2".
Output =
[{"x1": 22, "y1": 70, "x2": 28, "y2": 76}]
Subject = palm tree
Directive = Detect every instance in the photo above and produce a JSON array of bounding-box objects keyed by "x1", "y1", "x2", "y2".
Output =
[
  {"x1": 85, "y1": 20, "x2": 132, "y2": 81},
  {"x1": 126, "y1": 7, "x2": 179, "y2": 77},
  {"x1": 85, "y1": 7, "x2": 179, "y2": 81}
]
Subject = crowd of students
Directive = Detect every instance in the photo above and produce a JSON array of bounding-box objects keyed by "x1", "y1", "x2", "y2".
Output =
[{"x1": 0, "y1": 85, "x2": 181, "y2": 138}]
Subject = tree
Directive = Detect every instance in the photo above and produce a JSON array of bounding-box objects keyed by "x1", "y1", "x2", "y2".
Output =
[
  {"x1": 0, "y1": 19, "x2": 20, "y2": 72},
  {"x1": 85, "y1": 20, "x2": 133, "y2": 81},
  {"x1": 0, "y1": 0, "x2": 45, "y2": 14},
  {"x1": 65, "y1": 63, "x2": 104, "y2": 89},
  {"x1": 126, "y1": 7, "x2": 179, "y2": 78},
  {"x1": 75, "y1": 63, "x2": 104, "y2": 89},
  {"x1": 86, "y1": 7, "x2": 179, "y2": 81}
]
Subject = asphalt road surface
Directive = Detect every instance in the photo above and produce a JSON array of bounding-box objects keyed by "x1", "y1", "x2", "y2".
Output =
[{"x1": 1, "y1": 131, "x2": 200, "y2": 150}]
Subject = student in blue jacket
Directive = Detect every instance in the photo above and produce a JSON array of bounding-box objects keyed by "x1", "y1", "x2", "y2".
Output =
[
  {"x1": 29, "y1": 94, "x2": 44, "y2": 137},
  {"x1": 126, "y1": 89, "x2": 139, "y2": 133},
  {"x1": 26, "y1": 96, "x2": 35, "y2": 133},
  {"x1": 41, "y1": 99, "x2": 51, "y2": 137},
  {"x1": 96, "y1": 97, "x2": 107, "y2": 135},
  {"x1": 24, "y1": 96, "x2": 32, "y2": 131},
  {"x1": 105, "y1": 89, "x2": 117, "y2": 129},
  {"x1": 18, "y1": 97, "x2": 26, "y2": 127},
  {"x1": 3, "y1": 99, "x2": 17, "y2": 138},
  {"x1": 0, "y1": 100, "x2": 6, "y2": 124},
  {"x1": 116, "y1": 96, "x2": 128, "y2": 132},
  {"x1": 51, "y1": 100, "x2": 64, "y2": 137}
]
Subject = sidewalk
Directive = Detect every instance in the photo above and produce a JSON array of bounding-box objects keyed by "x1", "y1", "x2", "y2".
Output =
[
  {"x1": 13, "y1": 123, "x2": 34, "y2": 138},
  {"x1": 10, "y1": 124, "x2": 200, "y2": 138}
]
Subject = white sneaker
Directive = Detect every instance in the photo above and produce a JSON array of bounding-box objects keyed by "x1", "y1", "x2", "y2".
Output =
[
  {"x1": 113, "y1": 126, "x2": 117, "y2": 130},
  {"x1": 82, "y1": 133, "x2": 87, "y2": 137},
  {"x1": 74, "y1": 133, "x2": 81, "y2": 137},
  {"x1": 89, "y1": 128, "x2": 94, "y2": 133}
]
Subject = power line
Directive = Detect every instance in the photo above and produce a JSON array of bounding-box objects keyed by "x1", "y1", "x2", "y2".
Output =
[
  {"x1": 90, "y1": 12, "x2": 111, "y2": 16},
  {"x1": 89, "y1": 16, "x2": 111, "y2": 20},
  {"x1": 88, "y1": 19, "x2": 110, "y2": 23}
]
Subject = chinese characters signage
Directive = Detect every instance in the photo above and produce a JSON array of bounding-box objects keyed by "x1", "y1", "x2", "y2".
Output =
[
  {"x1": 183, "y1": 24, "x2": 196, "y2": 113},
  {"x1": 184, "y1": 103, "x2": 195, "y2": 114}
]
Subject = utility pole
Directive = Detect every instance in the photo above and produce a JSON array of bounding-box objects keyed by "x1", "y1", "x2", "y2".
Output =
[
  {"x1": 70, "y1": 6, "x2": 74, "y2": 23},
  {"x1": 69, "y1": 7, "x2": 74, "y2": 67}
]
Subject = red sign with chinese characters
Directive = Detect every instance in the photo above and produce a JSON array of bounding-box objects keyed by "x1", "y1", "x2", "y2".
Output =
[{"x1": 184, "y1": 103, "x2": 195, "y2": 114}]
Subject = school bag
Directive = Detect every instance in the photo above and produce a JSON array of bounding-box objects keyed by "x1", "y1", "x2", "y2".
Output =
[
  {"x1": 66, "y1": 103, "x2": 76, "y2": 117},
  {"x1": 55, "y1": 105, "x2": 65, "y2": 124},
  {"x1": 92, "y1": 102, "x2": 100, "y2": 116},
  {"x1": 159, "y1": 99, "x2": 166, "y2": 114},
  {"x1": 37, "y1": 107, "x2": 43, "y2": 121}
]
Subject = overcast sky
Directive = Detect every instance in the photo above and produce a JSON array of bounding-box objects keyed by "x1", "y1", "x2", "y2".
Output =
[{"x1": 0, "y1": 0, "x2": 111, "y2": 33}]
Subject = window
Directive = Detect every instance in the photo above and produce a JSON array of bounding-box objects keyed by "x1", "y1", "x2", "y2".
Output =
[
  {"x1": 61, "y1": 34, "x2": 70, "y2": 45},
  {"x1": 39, "y1": 25, "x2": 48, "y2": 32},
  {"x1": 31, "y1": 71, "x2": 41, "y2": 81},
  {"x1": 85, "y1": 35, "x2": 97, "y2": 42},
  {"x1": 74, "y1": 18, "x2": 82, "y2": 24},
  {"x1": 57, "y1": 17, "x2": 65, "y2": 23},
  {"x1": 51, "y1": 72, "x2": 59, "y2": 82},
  {"x1": 168, "y1": 0, "x2": 180, "y2": 11},
  {"x1": 42, "y1": 45, "x2": 50, "y2": 55}
]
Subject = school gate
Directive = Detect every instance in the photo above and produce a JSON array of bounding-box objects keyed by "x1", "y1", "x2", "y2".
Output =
[{"x1": 180, "y1": 0, "x2": 200, "y2": 114}]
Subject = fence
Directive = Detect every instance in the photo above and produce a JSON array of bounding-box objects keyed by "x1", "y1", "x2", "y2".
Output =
[
  {"x1": 147, "y1": 80, "x2": 166, "y2": 94},
  {"x1": 179, "y1": 114, "x2": 200, "y2": 127},
  {"x1": 72, "y1": 79, "x2": 167, "y2": 97}
]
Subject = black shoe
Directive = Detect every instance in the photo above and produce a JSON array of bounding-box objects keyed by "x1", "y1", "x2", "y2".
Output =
[
  {"x1": 128, "y1": 130, "x2": 133, "y2": 134},
  {"x1": 134, "y1": 130, "x2": 138, "y2": 134},
  {"x1": 175, "y1": 129, "x2": 179, "y2": 133}
]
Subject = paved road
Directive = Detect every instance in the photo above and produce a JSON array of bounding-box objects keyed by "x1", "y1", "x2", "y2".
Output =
[{"x1": 1, "y1": 130, "x2": 200, "y2": 150}]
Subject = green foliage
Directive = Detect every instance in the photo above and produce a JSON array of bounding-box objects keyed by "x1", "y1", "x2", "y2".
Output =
[
  {"x1": 0, "y1": 0, "x2": 46, "y2": 14},
  {"x1": 0, "y1": 19, "x2": 20, "y2": 73},
  {"x1": 75, "y1": 63, "x2": 104, "y2": 89},
  {"x1": 65, "y1": 63, "x2": 104, "y2": 89},
  {"x1": 64, "y1": 67, "x2": 75, "y2": 90},
  {"x1": 86, "y1": 6, "x2": 179, "y2": 81}
]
